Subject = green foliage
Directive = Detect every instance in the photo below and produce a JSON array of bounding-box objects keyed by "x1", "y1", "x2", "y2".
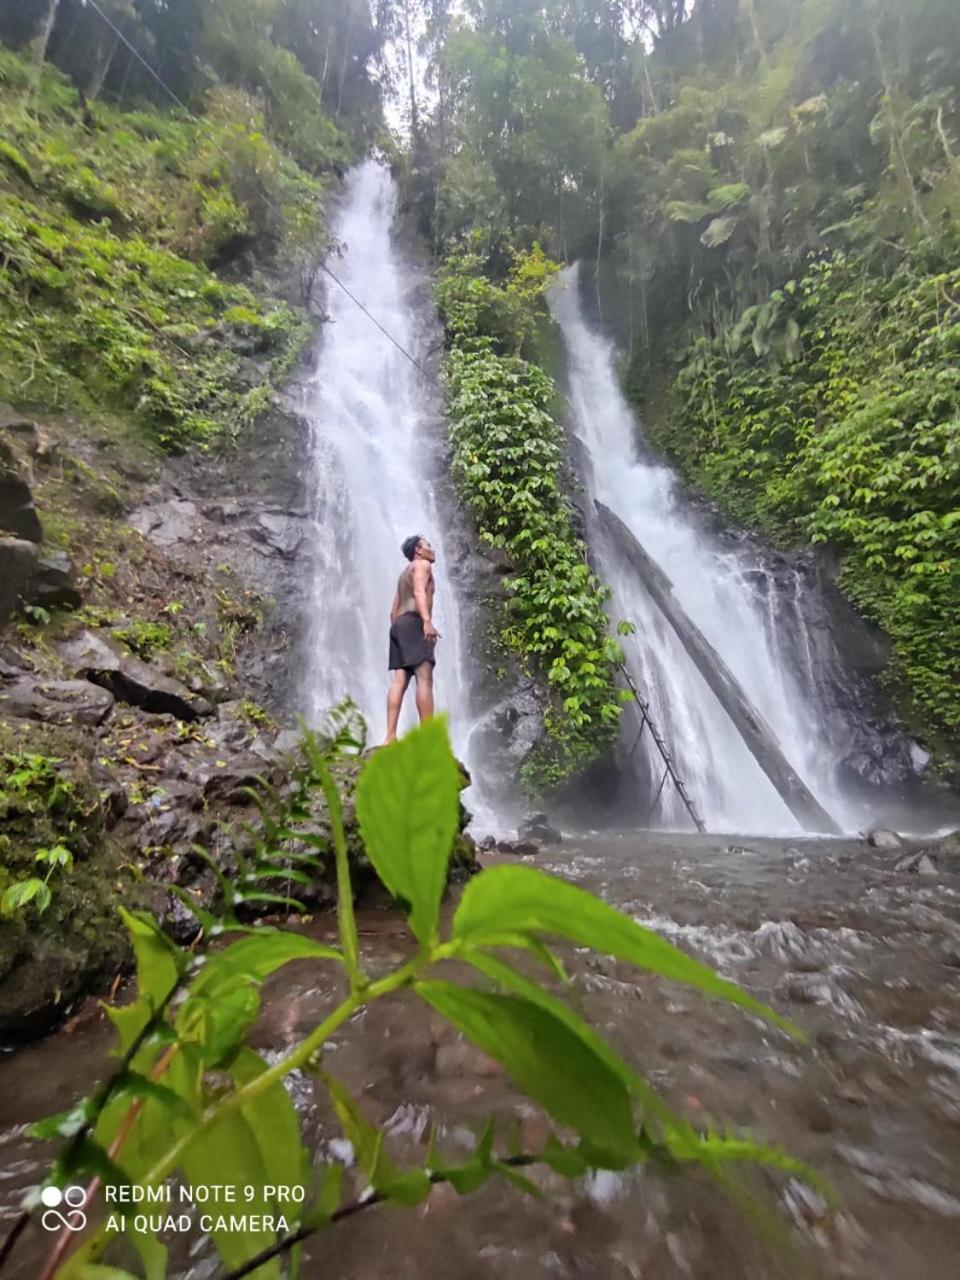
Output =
[
  {"x1": 435, "y1": 244, "x2": 561, "y2": 357},
  {"x1": 25, "y1": 716, "x2": 817, "y2": 1279},
  {"x1": 405, "y1": 7, "x2": 610, "y2": 256},
  {"x1": 0, "y1": 137, "x2": 33, "y2": 184},
  {"x1": 666, "y1": 247, "x2": 960, "y2": 743},
  {"x1": 112, "y1": 619, "x2": 173, "y2": 660},
  {"x1": 1, "y1": 840, "x2": 74, "y2": 918},
  {"x1": 436, "y1": 253, "x2": 622, "y2": 789},
  {"x1": 356, "y1": 717, "x2": 461, "y2": 943},
  {"x1": 0, "y1": 50, "x2": 316, "y2": 450}
]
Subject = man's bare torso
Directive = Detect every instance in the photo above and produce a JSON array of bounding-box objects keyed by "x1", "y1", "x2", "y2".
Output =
[{"x1": 396, "y1": 563, "x2": 434, "y2": 617}]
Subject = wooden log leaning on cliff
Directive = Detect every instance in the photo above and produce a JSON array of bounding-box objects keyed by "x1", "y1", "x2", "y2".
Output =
[{"x1": 595, "y1": 500, "x2": 843, "y2": 837}]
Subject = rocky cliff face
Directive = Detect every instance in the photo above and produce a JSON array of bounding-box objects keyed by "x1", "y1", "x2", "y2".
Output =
[{"x1": 0, "y1": 396, "x2": 474, "y2": 1039}]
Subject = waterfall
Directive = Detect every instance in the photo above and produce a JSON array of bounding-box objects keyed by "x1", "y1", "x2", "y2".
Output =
[
  {"x1": 550, "y1": 266, "x2": 874, "y2": 835},
  {"x1": 299, "y1": 162, "x2": 474, "y2": 762}
]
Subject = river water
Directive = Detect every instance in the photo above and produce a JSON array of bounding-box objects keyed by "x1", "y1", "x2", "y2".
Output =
[{"x1": 0, "y1": 835, "x2": 958, "y2": 1278}]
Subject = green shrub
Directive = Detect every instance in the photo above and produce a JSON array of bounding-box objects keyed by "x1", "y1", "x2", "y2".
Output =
[
  {"x1": 0, "y1": 137, "x2": 33, "y2": 184},
  {"x1": 438, "y1": 252, "x2": 622, "y2": 787},
  {"x1": 0, "y1": 50, "x2": 317, "y2": 451},
  {"x1": 665, "y1": 247, "x2": 960, "y2": 744}
]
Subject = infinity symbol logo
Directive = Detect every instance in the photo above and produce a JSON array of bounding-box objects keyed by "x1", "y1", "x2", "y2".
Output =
[{"x1": 39, "y1": 1185, "x2": 87, "y2": 1232}]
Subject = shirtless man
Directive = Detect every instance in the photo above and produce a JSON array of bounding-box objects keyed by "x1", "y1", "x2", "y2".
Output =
[{"x1": 384, "y1": 534, "x2": 441, "y2": 743}]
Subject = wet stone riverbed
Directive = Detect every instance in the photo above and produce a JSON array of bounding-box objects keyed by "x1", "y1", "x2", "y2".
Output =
[{"x1": 0, "y1": 832, "x2": 959, "y2": 1279}]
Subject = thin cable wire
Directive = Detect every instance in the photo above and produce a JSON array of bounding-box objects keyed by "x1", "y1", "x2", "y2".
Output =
[{"x1": 82, "y1": 0, "x2": 440, "y2": 387}]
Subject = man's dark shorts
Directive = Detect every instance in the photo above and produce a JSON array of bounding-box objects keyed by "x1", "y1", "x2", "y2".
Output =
[{"x1": 388, "y1": 613, "x2": 436, "y2": 672}]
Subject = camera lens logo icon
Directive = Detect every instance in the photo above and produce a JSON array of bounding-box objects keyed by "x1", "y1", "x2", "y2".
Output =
[{"x1": 40, "y1": 1185, "x2": 87, "y2": 1232}]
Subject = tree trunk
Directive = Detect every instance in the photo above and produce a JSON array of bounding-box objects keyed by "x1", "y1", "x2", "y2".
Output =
[
  {"x1": 32, "y1": 0, "x2": 61, "y2": 83},
  {"x1": 335, "y1": 4, "x2": 354, "y2": 118},
  {"x1": 402, "y1": 0, "x2": 420, "y2": 142},
  {"x1": 595, "y1": 501, "x2": 843, "y2": 835},
  {"x1": 870, "y1": 22, "x2": 930, "y2": 235},
  {"x1": 88, "y1": 31, "x2": 120, "y2": 102}
]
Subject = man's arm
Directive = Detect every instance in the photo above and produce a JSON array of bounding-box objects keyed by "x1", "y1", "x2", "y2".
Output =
[
  {"x1": 412, "y1": 561, "x2": 439, "y2": 640},
  {"x1": 390, "y1": 590, "x2": 400, "y2": 624}
]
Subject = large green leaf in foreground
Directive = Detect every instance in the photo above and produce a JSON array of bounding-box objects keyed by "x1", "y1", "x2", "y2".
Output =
[
  {"x1": 453, "y1": 864, "x2": 801, "y2": 1038},
  {"x1": 417, "y1": 980, "x2": 637, "y2": 1162},
  {"x1": 356, "y1": 717, "x2": 461, "y2": 943}
]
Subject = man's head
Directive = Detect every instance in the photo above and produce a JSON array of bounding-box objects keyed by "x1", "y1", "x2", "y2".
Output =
[{"x1": 401, "y1": 534, "x2": 435, "y2": 564}]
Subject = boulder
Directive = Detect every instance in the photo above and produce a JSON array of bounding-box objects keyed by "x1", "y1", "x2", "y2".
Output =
[
  {"x1": 0, "y1": 443, "x2": 41, "y2": 542},
  {"x1": 518, "y1": 812, "x2": 563, "y2": 844},
  {"x1": 866, "y1": 828, "x2": 903, "y2": 850},
  {"x1": 60, "y1": 628, "x2": 212, "y2": 721},
  {"x1": 253, "y1": 512, "x2": 304, "y2": 558},
  {"x1": 494, "y1": 839, "x2": 541, "y2": 857},
  {"x1": 0, "y1": 677, "x2": 115, "y2": 727},
  {"x1": 201, "y1": 755, "x2": 270, "y2": 805},
  {"x1": 898, "y1": 831, "x2": 960, "y2": 876},
  {"x1": 128, "y1": 498, "x2": 198, "y2": 547},
  {"x1": 894, "y1": 851, "x2": 939, "y2": 876},
  {"x1": 0, "y1": 537, "x2": 38, "y2": 625},
  {"x1": 27, "y1": 550, "x2": 82, "y2": 610}
]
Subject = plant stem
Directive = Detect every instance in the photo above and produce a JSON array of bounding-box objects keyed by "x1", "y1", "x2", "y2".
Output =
[
  {"x1": 58, "y1": 954, "x2": 429, "y2": 1273},
  {"x1": 313, "y1": 754, "x2": 362, "y2": 989},
  {"x1": 215, "y1": 1155, "x2": 540, "y2": 1280}
]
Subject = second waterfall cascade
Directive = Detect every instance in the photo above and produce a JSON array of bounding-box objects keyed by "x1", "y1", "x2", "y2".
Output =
[{"x1": 550, "y1": 265, "x2": 881, "y2": 835}]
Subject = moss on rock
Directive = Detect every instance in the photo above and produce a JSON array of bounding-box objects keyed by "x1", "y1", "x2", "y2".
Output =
[{"x1": 0, "y1": 717, "x2": 137, "y2": 1039}]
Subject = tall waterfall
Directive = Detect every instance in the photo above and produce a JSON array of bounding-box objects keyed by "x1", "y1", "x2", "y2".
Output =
[
  {"x1": 300, "y1": 163, "x2": 472, "y2": 757},
  {"x1": 550, "y1": 266, "x2": 873, "y2": 834}
]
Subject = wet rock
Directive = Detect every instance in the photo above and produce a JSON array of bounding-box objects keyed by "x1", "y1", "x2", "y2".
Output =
[
  {"x1": 90, "y1": 763, "x2": 128, "y2": 826},
  {"x1": 203, "y1": 497, "x2": 247, "y2": 523},
  {"x1": 128, "y1": 497, "x2": 198, "y2": 546},
  {"x1": 0, "y1": 443, "x2": 42, "y2": 542},
  {"x1": 894, "y1": 851, "x2": 939, "y2": 876},
  {"x1": 486, "y1": 547, "x2": 516, "y2": 575},
  {"x1": 252, "y1": 512, "x2": 304, "y2": 558},
  {"x1": 0, "y1": 537, "x2": 38, "y2": 625},
  {"x1": 493, "y1": 838, "x2": 541, "y2": 856},
  {"x1": 927, "y1": 830, "x2": 960, "y2": 872},
  {"x1": 866, "y1": 828, "x2": 903, "y2": 849},
  {"x1": 518, "y1": 812, "x2": 562, "y2": 844},
  {"x1": 471, "y1": 685, "x2": 544, "y2": 777},
  {"x1": 201, "y1": 756, "x2": 269, "y2": 805},
  {"x1": 0, "y1": 677, "x2": 115, "y2": 727},
  {"x1": 27, "y1": 549, "x2": 82, "y2": 610},
  {"x1": 60, "y1": 628, "x2": 212, "y2": 721},
  {"x1": 165, "y1": 892, "x2": 204, "y2": 944}
]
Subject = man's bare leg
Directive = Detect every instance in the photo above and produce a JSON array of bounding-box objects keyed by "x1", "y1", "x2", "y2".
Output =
[
  {"x1": 414, "y1": 662, "x2": 434, "y2": 723},
  {"x1": 384, "y1": 669, "x2": 411, "y2": 743}
]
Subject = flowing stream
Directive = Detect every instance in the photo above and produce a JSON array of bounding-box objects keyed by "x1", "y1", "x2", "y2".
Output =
[
  {"x1": 2, "y1": 832, "x2": 959, "y2": 1280},
  {"x1": 300, "y1": 161, "x2": 475, "y2": 760},
  {"x1": 550, "y1": 266, "x2": 892, "y2": 835}
]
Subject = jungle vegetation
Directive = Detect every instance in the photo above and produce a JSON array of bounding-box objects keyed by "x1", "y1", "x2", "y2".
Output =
[{"x1": 401, "y1": 0, "x2": 960, "y2": 760}]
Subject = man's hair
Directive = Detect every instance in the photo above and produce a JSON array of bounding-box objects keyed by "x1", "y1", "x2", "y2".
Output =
[{"x1": 401, "y1": 534, "x2": 423, "y2": 562}]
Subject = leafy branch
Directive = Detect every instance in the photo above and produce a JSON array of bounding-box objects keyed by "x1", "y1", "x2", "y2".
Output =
[{"x1": 17, "y1": 714, "x2": 823, "y2": 1280}]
